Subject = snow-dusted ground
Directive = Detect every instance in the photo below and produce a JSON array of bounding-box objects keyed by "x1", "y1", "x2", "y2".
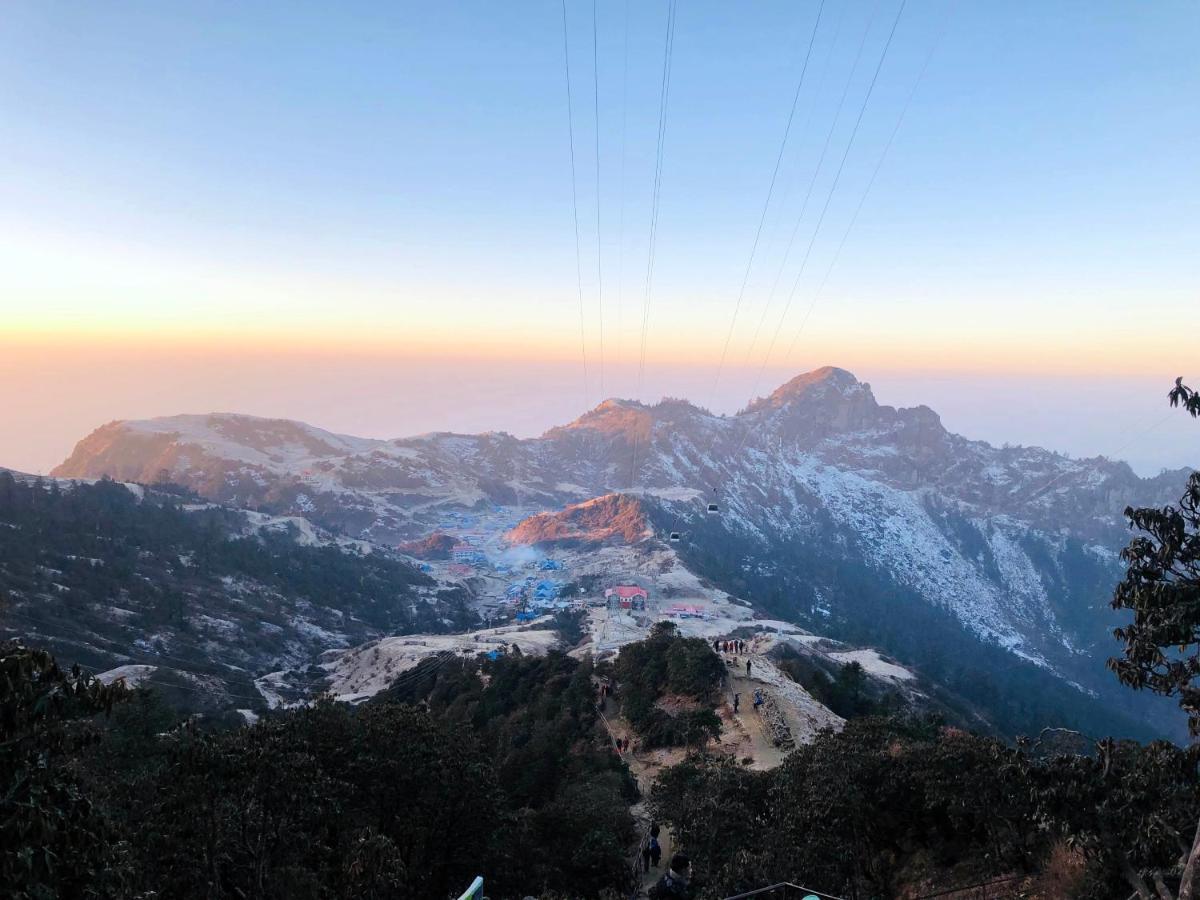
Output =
[
  {"x1": 735, "y1": 644, "x2": 846, "y2": 743},
  {"x1": 318, "y1": 535, "x2": 857, "y2": 746},
  {"x1": 124, "y1": 413, "x2": 384, "y2": 469},
  {"x1": 781, "y1": 458, "x2": 1049, "y2": 661},
  {"x1": 827, "y1": 648, "x2": 915, "y2": 682},
  {"x1": 97, "y1": 664, "x2": 157, "y2": 687},
  {"x1": 322, "y1": 619, "x2": 563, "y2": 702}
]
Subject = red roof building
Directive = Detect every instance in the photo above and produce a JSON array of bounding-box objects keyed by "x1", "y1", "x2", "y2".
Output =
[{"x1": 604, "y1": 585, "x2": 648, "y2": 601}]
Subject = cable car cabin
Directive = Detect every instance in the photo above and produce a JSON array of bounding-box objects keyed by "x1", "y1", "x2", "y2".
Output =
[
  {"x1": 669, "y1": 531, "x2": 681, "y2": 542},
  {"x1": 707, "y1": 503, "x2": 719, "y2": 514}
]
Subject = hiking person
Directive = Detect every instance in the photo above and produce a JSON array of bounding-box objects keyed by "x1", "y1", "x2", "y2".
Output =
[
  {"x1": 648, "y1": 834, "x2": 662, "y2": 869},
  {"x1": 745, "y1": 659, "x2": 752, "y2": 677},
  {"x1": 753, "y1": 689, "x2": 763, "y2": 711},
  {"x1": 712, "y1": 638, "x2": 720, "y2": 653},
  {"x1": 649, "y1": 853, "x2": 691, "y2": 899},
  {"x1": 732, "y1": 692, "x2": 740, "y2": 712},
  {"x1": 642, "y1": 838, "x2": 653, "y2": 873}
]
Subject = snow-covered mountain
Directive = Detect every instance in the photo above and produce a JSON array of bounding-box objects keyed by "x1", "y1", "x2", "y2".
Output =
[
  {"x1": 0, "y1": 470, "x2": 474, "y2": 711},
  {"x1": 52, "y1": 367, "x2": 1191, "y2": 736}
]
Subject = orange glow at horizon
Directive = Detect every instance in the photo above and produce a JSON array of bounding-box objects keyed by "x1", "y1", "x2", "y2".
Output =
[{"x1": 2, "y1": 319, "x2": 1190, "y2": 379}]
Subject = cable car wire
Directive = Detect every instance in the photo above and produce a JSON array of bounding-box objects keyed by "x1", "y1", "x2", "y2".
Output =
[
  {"x1": 735, "y1": 0, "x2": 908, "y2": 449},
  {"x1": 662, "y1": 0, "x2": 832, "y2": 526},
  {"x1": 628, "y1": 0, "x2": 679, "y2": 489},
  {"x1": 741, "y1": 0, "x2": 877, "y2": 368},
  {"x1": 707, "y1": 0, "x2": 827, "y2": 405},
  {"x1": 562, "y1": 0, "x2": 591, "y2": 409},
  {"x1": 593, "y1": 0, "x2": 606, "y2": 397},
  {"x1": 672, "y1": 0, "x2": 888, "y2": 525},
  {"x1": 616, "y1": 0, "x2": 630, "y2": 365},
  {"x1": 635, "y1": 0, "x2": 678, "y2": 400},
  {"x1": 782, "y1": 0, "x2": 955, "y2": 367},
  {"x1": 663, "y1": 0, "x2": 908, "y2": 525}
]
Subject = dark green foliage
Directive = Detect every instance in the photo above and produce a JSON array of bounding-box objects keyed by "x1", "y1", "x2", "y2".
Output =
[
  {"x1": 651, "y1": 718, "x2": 1200, "y2": 899},
  {"x1": 1109, "y1": 380, "x2": 1200, "y2": 736},
  {"x1": 775, "y1": 650, "x2": 903, "y2": 720},
  {"x1": 616, "y1": 621, "x2": 724, "y2": 748},
  {"x1": 382, "y1": 650, "x2": 639, "y2": 896},
  {"x1": 1, "y1": 641, "x2": 131, "y2": 899},
  {"x1": 130, "y1": 701, "x2": 501, "y2": 900},
  {"x1": 1101, "y1": 379, "x2": 1200, "y2": 899},
  {"x1": 1021, "y1": 733, "x2": 1200, "y2": 897},
  {"x1": 551, "y1": 607, "x2": 586, "y2": 647},
  {"x1": 0, "y1": 474, "x2": 474, "y2": 706},
  {"x1": 669, "y1": 505, "x2": 1170, "y2": 741},
  {"x1": 5, "y1": 639, "x2": 638, "y2": 900}
]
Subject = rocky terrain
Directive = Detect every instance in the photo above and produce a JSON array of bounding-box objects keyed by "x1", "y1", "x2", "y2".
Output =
[
  {"x1": 48, "y1": 367, "x2": 1193, "y2": 737},
  {"x1": 0, "y1": 470, "x2": 473, "y2": 711}
]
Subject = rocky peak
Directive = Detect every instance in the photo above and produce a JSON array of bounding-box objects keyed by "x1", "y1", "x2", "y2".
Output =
[
  {"x1": 544, "y1": 399, "x2": 656, "y2": 444},
  {"x1": 505, "y1": 493, "x2": 652, "y2": 548},
  {"x1": 740, "y1": 367, "x2": 882, "y2": 437}
]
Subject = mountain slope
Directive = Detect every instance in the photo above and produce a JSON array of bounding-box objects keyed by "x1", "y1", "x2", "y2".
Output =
[
  {"x1": 0, "y1": 471, "x2": 474, "y2": 710},
  {"x1": 50, "y1": 367, "x2": 1192, "y2": 736},
  {"x1": 505, "y1": 494, "x2": 652, "y2": 547}
]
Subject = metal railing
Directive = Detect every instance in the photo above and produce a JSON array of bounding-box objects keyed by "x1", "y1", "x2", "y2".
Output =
[{"x1": 722, "y1": 883, "x2": 840, "y2": 900}]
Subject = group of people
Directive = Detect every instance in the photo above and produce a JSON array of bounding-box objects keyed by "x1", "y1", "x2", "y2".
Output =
[
  {"x1": 613, "y1": 734, "x2": 632, "y2": 754},
  {"x1": 643, "y1": 824, "x2": 696, "y2": 899},
  {"x1": 713, "y1": 638, "x2": 748, "y2": 655},
  {"x1": 596, "y1": 679, "x2": 614, "y2": 711},
  {"x1": 731, "y1": 688, "x2": 764, "y2": 714}
]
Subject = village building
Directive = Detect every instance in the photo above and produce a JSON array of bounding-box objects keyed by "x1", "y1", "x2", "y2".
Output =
[
  {"x1": 451, "y1": 542, "x2": 486, "y2": 565},
  {"x1": 604, "y1": 584, "x2": 648, "y2": 611}
]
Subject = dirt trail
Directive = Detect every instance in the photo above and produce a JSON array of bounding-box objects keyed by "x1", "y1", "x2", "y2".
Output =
[
  {"x1": 720, "y1": 664, "x2": 789, "y2": 770},
  {"x1": 609, "y1": 638, "x2": 841, "y2": 895}
]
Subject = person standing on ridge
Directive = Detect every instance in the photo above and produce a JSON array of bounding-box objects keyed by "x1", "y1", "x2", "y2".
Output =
[{"x1": 745, "y1": 659, "x2": 752, "y2": 677}]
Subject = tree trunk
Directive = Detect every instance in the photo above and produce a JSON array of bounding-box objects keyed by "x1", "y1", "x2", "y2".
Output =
[
  {"x1": 1178, "y1": 813, "x2": 1200, "y2": 900},
  {"x1": 1153, "y1": 871, "x2": 1176, "y2": 900},
  {"x1": 1119, "y1": 850, "x2": 1157, "y2": 900}
]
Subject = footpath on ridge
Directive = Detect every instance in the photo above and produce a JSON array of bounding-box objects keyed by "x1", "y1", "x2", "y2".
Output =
[{"x1": 603, "y1": 638, "x2": 831, "y2": 897}]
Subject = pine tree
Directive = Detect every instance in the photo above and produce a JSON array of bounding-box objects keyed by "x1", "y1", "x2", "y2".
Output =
[{"x1": 1109, "y1": 378, "x2": 1200, "y2": 898}]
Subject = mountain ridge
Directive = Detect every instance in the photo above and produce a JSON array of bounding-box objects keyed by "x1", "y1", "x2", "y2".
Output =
[{"x1": 45, "y1": 367, "x2": 1192, "y2": 738}]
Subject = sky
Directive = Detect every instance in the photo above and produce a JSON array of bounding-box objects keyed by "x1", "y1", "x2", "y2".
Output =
[{"x1": 0, "y1": 1, "x2": 1196, "y2": 475}]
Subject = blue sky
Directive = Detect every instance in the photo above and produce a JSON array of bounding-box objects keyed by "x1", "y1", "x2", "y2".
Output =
[{"x1": 0, "y1": 1, "x2": 1196, "y2": 472}]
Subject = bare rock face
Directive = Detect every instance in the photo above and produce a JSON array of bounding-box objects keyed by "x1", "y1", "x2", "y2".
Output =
[
  {"x1": 398, "y1": 532, "x2": 457, "y2": 560},
  {"x1": 48, "y1": 367, "x2": 1191, "y2": 706},
  {"x1": 506, "y1": 494, "x2": 651, "y2": 548},
  {"x1": 53, "y1": 368, "x2": 1186, "y2": 544}
]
